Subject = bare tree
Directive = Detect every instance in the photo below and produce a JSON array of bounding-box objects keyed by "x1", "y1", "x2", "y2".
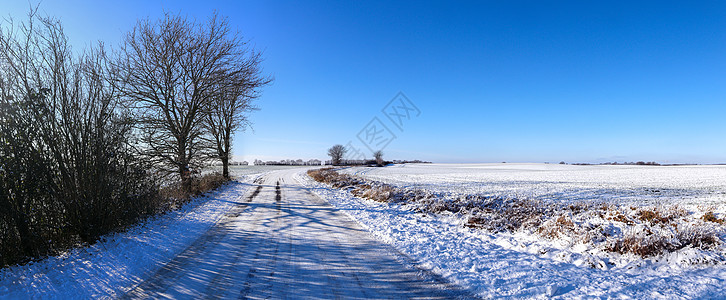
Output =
[
  {"x1": 373, "y1": 150, "x2": 384, "y2": 166},
  {"x1": 328, "y1": 144, "x2": 347, "y2": 166},
  {"x1": 205, "y1": 48, "x2": 271, "y2": 180},
  {"x1": 115, "y1": 12, "x2": 241, "y2": 193}
]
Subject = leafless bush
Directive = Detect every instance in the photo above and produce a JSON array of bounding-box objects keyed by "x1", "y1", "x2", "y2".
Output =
[
  {"x1": 307, "y1": 168, "x2": 363, "y2": 188},
  {"x1": 464, "y1": 198, "x2": 553, "y2": 232},
  {"x1": 354, "y1": 184, "x2": 397, "y2": 202},
  {"x1": 193, "y1": 172, "x2": 228, "y2": 195},
  {"x1": 373, "y1": 150, "x2": 384, "y2": 166},
  {"x1": 0, "y1": 7, "x2": 259, "y2": 268},
  {"x1": 0, "y1": 10, "x2": 161, "y2": 266}
]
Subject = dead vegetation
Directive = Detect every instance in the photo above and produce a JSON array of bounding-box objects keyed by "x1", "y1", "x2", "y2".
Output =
[
  {"x1": 537, "y1": 216, "x2": 576, "y2": 239},
  {"x1": 159, "y1": 172, "x2": 230, "y2": 210},
  {"x1": 702, "y1": 211, "x2": 725, "y2": 224},
  {"x1": 636, "y1": 207, "x2": 687, "y2": 225},
  {"x1": 307, "y1": 168, "x2": 725, "y2": 259},
  {"x1": 606, "y1": 227, "x2": 720, "y2": 257}
]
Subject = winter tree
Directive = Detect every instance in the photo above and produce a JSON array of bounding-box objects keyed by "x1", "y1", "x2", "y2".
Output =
[
  {"x1": 373, "y1": 150, "x2": 384, "y2": 166},
  {"x1": 328, "y1": 144, "x2": 347, "y2": 165},
  {"x1": 115, "y1": 13, "x2": 245, "y2": 193},
  {"x1": 205, "y1": 47, "x2": 270, "y2": 179}
]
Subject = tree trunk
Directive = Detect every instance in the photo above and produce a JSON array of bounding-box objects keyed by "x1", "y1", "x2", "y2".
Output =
[
  {"x1": 180, "y1": 165, "x2": 191, "y2": 196},
  {"x1": 179, "y1": 147, "x2": 191, "y2": 196},
  {"x1": 222, "y1": 154, "x2": 229, "y2": 180},
  {"x1": 222, "y1": 131, "x2": 231, "y2": 180},
  {"x1": 12, "y1": 209, "x2": 36, "y2": 259}
]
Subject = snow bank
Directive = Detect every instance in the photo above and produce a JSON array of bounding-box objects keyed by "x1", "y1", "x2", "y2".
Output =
[{"x1": 0, "y1": 176, "x2": 257, "y2": 299}]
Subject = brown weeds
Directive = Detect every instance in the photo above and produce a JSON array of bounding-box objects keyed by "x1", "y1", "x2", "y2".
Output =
[
  {"x1": 160, "y1": 172, "x2": 229, "y2": 209},
  {"x1": 537, "y1": 215, "x2": 576, "y2": 239},
  {"x1": 701, "y1": 211, "x2": 725, "y2": 224}
]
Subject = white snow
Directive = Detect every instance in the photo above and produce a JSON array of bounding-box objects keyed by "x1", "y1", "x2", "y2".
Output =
[
  {"x1": 345, "y1": 163, "x2": 726, "y2": 208},
  {"x1": 299, "y1": 164, "x2": 726, "y2": 298}
]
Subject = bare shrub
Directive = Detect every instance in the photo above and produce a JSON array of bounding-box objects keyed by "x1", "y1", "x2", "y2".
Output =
[
  {"x1": 373, "y1": 150, "x2": 384, "y2": 166},
  {"x1": 0, "y1": 10, "x2": 161, "y2": 266},
  {"x1": 677, "y1": 227, "x2": 720, "y2": 250},
  {"x1": 360, "y1": 185, "x2": 397, "y2": 202}
]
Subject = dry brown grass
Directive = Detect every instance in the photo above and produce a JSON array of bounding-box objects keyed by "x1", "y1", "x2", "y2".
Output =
[
  {"x1": 192, "y1": 173, "x2": 227, "y2": 194},
  {"x1": 159, "y1": 172, "x2": 229, "y2": 209},
  {"x1": 309, "y1": 168, "x2": 399, "y2": 203},
  {"x1": 307, "y1": 168, "x2": 335, "y2": 182},
  {"x1": 606, "y1": 233, "x2": 670, "y2": 257},
  {"x1": 606, "y1": 227, "x2": 720, "y2": 257},
  {"x1": 701, "y1": 211, "x2": 725, "y2": 224},
  {"x1": 636, "y1": 207, "x2": 687, "y2": 225},
  {"x1": 537, "y1": 215, "x2": 576, "y2": 239},
  {"x1": 609, "y1": 212, "x2": 634, "y2": 225}
]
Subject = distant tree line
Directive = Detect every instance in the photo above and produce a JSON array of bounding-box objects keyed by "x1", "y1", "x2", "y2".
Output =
[
  {"x1": 253, "y1": 159, "x2": 322, "y2": 166},
  {"x1": 325, "y1": 144, "x2": 430, "y2": 167},
  {"x1": 322, "y1": 159, "x2": 432, "y2": 166},
  {"x1": 0, "y1": 9, "x2": 269, "y2": 266},
  {"x1": 210, "y1": 161, "x2": 249, "y2": 166},
  {"x1": 570, "y1": 161, "x2": 661, "y2": 166}
]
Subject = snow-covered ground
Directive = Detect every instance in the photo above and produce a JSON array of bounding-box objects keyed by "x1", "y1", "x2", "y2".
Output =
[
  {"x1": 345, "y1": 163, "x2": 726, "y2": 208},
  {"x1": 3, "y1": 163, "x2": 725, "y2": 298},
  {"x1": 300, "y1": 164, "x2": 726, "y2": 298},
  {"x1": 0, "y1": 172, "x2": 267, "y2": 299}
]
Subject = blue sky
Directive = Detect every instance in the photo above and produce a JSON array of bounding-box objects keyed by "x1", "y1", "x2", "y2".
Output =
[{"x1": 4, "y1": 1, "x2": 726, "y2": 163}]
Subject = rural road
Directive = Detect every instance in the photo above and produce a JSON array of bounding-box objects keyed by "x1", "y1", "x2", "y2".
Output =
[{"x1": 123, "y1": 168, "x2": 471, "y2": 299}]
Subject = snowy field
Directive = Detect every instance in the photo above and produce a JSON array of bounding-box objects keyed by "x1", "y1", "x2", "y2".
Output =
[
  {"x1": 345, "y1": 163, "x2": 726, "y2": 208},
  {"x1": 302, "y1": 164, "x2": 726, "y2": 298}
]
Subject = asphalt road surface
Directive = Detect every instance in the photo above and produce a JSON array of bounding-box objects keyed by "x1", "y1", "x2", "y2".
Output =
[{"x1": 123, "y1": 168, "x2": 472, "y2": 299}]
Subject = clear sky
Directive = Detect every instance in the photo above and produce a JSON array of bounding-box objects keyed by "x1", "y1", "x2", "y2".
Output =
[{"x1": 4, "y1": 1, "x2": 726, "y2": 164}]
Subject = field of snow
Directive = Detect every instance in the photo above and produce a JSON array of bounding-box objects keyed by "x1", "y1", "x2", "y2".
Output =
[
  {"x1": 303, "y1": 164, "x2": 726, "y2": 298},
  {"x1": 345, "y1": 163, "x2": 726, "y2": 208}
]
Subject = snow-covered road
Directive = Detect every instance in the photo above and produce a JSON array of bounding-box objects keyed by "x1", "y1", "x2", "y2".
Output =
[{"x1": 123, "y1": 168, "x2": 470, "y2": 299}]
